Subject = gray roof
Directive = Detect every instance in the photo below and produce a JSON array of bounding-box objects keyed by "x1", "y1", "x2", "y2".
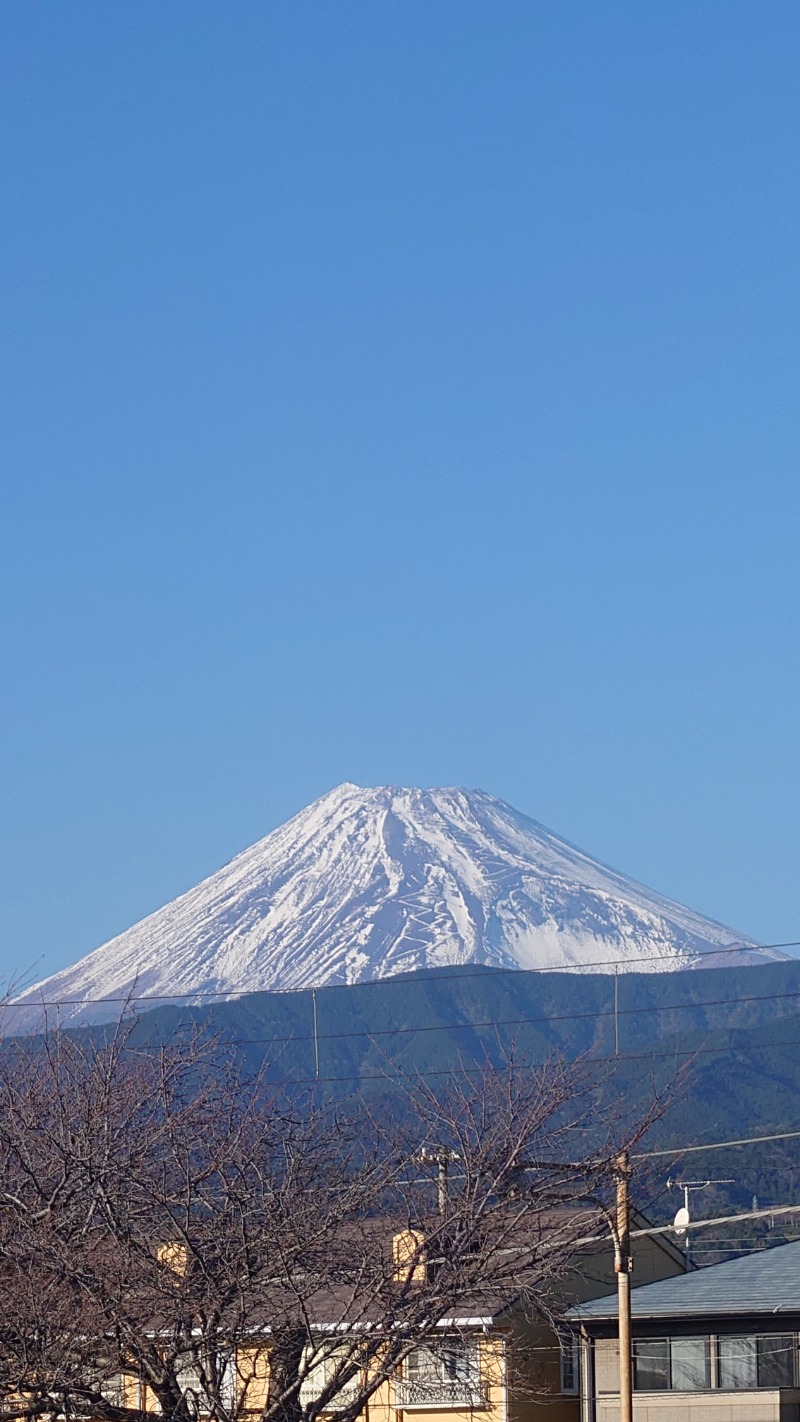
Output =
[{"x1": 568, "y1": 1239, "x2": 800, "y2": 1322}]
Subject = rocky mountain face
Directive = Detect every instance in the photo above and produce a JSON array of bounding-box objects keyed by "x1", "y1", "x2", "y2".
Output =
[{"x1": 11, "y1": 783, "x2": 775, "y2": 1030}]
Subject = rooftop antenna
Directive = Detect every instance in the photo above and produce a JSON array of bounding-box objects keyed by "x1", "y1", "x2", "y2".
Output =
[{"x1": 668, "y1": 1176, "x2": 735, "y2": 1265}]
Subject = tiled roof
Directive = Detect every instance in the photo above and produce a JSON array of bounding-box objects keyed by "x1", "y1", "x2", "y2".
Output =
[{"x1": 568, "y1": 1239, "x2": 800, "y2": 1321}]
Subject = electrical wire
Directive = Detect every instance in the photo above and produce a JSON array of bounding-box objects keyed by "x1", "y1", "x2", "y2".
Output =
[
  {"x1": 126, "y1": 981, "x2": 800, "y2": 1053},
  {"x1": 89, "y1": 1027, "x2": 800, "y2": 1089},
  {"x1": 567, "y1": 1202, "x2": 800, "y2": 1255},
  {"x1": 633, "y1": 1128, "x2": 800, "y2": 1160},
  {"x1": 630, "y1": 1202, "x2": 800, "y2": 1239},
  {"x1": 12, "y1": 959, "x2": 800, "y2": 1154},
  {"x1": 16, "y1": 976, "x2": 800, "y2": 1060},
  {"x1": 7, "y1": 939, "x2": 800, "y2": 1010}
]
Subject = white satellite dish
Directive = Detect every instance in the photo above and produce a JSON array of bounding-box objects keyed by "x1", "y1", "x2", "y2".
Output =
[{"x1": 673, "y1": 1206, "x2": 690, "y2": 1238}]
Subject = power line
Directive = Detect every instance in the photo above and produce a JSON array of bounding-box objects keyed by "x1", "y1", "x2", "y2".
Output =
[
  {"x1": 8, "y1": 939, "x2": 799, "y2": 1011},
  {"x1": 153, "y1": 1023, "x2": 800, "y2": 1079},
  {"x1": 633, "y1": 1127, "x2": 800, "y2": 1160},
  {"x1": 144, "y1": 981, "x2": 800, "y2": 1052},
  {"x1": 94, "y1": 1027, "x2": 800, "y2": 1089},
  {"x1": 13, "y1": 969, "x2": 800, "y2": 1101},
  {"x1": 566, "y1": 1202, "x2": 800, "y2": 1256},
  {"x1": 13, "y1": 972, "x2": 800, "y2": 1064},
  {"x1": 596, "y1": 1030, "x2": 800, "y2": 1066},
  {"x1": 630, "y1": 1202, "x2": 800, "y2": 1240},
  {"x1": 13, "y1": 1004, "x2": 800, "y2": 1223},
  {"x1": 11, "y1": 986, "x2": 795, "y2": 1088}
]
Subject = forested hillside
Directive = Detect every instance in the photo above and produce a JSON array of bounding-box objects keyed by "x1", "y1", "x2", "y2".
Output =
[{"x1": 20, "y1": 959, "x2": 800, "y2": 1259}]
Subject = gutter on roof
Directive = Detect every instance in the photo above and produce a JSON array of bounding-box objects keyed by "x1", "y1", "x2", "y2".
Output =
[
  {"x1": 567, "y1": 1303, "x2": 800, "y2": 1323},
  {"x1": 171, "y1": 1317, "x2": 498, "y2": 1340},
  {"x1": 436, "y1": 1319, "x2": 495, "y2": 1329}
]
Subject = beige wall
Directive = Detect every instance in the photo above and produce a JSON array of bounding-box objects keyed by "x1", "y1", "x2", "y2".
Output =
[
  {"x1": 594, "y1": 1388, "x2": 800, "y2": 1422},
  {"x1": 588, "y1": 1337, "x2": 800, "y2": 1422},
  {"x1": 557, "y1": 1231, "x2": 686, "y2": 1312}
]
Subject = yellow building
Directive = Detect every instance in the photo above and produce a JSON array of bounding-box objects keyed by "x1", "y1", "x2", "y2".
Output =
[{"x1": 124, "y1": 1214, "x2": 683, "y2": 1422}]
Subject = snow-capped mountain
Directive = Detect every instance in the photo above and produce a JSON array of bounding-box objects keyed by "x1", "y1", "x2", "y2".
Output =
[{"x1": 11, "y1": 783, "x2": 777, "y2": 1030}]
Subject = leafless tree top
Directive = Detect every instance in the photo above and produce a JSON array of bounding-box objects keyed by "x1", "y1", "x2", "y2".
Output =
[{"x1": 0, "y1": 1020, "x2": 670, "y2": 1422}]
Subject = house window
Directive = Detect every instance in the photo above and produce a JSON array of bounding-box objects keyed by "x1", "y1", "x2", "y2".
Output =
[
  {"x1": 632, "y1": 1338, "x2": 710, "y2": 1392},
  {"x1": 175, "y1": 1357, "x2": 203, "y2": 1418},
  {"x1": 171, "y1": 1351, "x2": 238, "y2": 1417},
  {"x1": 758, "y1": 1336, "x2": 796, "y2": 1388},
  {"x1": 397, "y1": 1339, "x2": 483, "y2": 1408},
  {"x1": 299, "y1": 1346, "x2": 361, "y2": 1411},
  {"x1": 633, "y1": 1340, "x2": 669, "y2": 1391},
  {"x1": 559, "y1": 1336, "x2": 580, "y2": 1394},
  {"x1": 670, "y1": 1339, "x2": 710, "y2": 1391},
  {"x1": 719, "y1": 1338, "x2": 756, "y2": 1390},
  {"x1": 718, "y1": 1336, "x2": 796, "y2": 1390},
  {"x1": 219, "y1": 1353, "x2": 238, "y2": 1412},
  {"x1": 99, "y1": 1376, "x2": 128, "y2": 1408}
]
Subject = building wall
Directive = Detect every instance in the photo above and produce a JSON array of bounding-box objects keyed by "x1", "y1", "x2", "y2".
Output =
[
  {"x1": 508, "y1": 1228, "x2": 686, "y2": 1422},
  {"x1": 558, "y1": 1232, "x2": 687, "y2": 1313},
  {"x1": 584, "y1": 1328, "x2": 800, "y2": 1422},
  {"x1": 233, "y1": 1333, "x2": 506, "y2": 1422},
  {"x1": 594, "y1": 1387, "x2": 800, "y2": 1422}
]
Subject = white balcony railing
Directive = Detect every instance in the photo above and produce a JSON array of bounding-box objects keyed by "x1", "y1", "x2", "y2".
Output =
[
  {"x1": 299, "y1": 1368, "x2": 362, "y2": 1412},
  {"x1": 395, "y1": 1377, "x2": 485, "y2": 1409}
]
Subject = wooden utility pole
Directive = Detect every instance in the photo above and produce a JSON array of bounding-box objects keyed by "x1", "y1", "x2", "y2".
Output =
[
  {"x1": 414, "y1": 1145, "x2": 455, "y2": 1214},
  {"x1": 614, "y1": 1151, "x2": 633, "y2": 1422},
  {"x1": 437, "y1": 1150, "x2": 449, "y2": 1215}
]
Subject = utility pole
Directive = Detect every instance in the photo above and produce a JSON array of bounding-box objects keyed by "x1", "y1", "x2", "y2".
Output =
[
  {"x1": 437, "y1": 1150, "x2": 449, "y2": 1215},
  {"x1": 614, "y1": 1151, "x2": 633, "y2": 1422},
  {"x1": 311, "y1": 988, "x2": 320, "y2": 1079},
  {"x1": 415, "y1": 1145, "x2": 457, "y2": 1214}
]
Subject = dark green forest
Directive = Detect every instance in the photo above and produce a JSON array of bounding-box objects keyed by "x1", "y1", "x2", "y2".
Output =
[{"x1": 31, "y1": 959, "x2": 800, "y2": 1264}]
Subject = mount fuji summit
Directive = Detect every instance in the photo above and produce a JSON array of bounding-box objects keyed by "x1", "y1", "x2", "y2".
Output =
[{"x1": 12, "y1": 783, "x2": 776, "y2": 1029}]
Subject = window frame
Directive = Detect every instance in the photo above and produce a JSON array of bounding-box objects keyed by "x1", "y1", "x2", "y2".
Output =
[
  {"x1": 717, "y1": 1334, "x2": 797, "y2": 1391},
  {"x1": 298, "y1": 1344, "x2": 363, "y2": 1412},
  {"x1": 632, "y1": 1337, "x2": 710, "y2": 1393},
  {"x1": 559, "y1": 1334, "x2": 580, "y2": 1395}
]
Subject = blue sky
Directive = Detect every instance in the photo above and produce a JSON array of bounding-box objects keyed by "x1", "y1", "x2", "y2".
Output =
[{"x1": 2, "y1": 2, "x2": 800, "y2": 984}]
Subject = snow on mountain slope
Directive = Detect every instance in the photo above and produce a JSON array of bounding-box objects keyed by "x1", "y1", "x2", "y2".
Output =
[{"x1": 10, "y1": 783, "x2": 778, "y2": 1030}]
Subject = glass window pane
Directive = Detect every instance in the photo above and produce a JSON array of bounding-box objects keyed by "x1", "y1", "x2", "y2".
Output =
[
  {"x1": 406, "y1": 1347, "x2": 438, "y2": 1382},
  {"x1": 100, "y1": 1376, "x2": 127, "y2": 1407},
  {"x1": 670, "y1": 1339, "x2": 710, "y2": 1391},
  {"x1": 442, "y1": 1349, "x2": 467, "y2": 1382},
  {"x1": 757, "y1": 1336, "x2": 795, "y2": 1389},
  {"x1": 719, "y1": 1338, "x2": 757, "y2": 1389},
  {"x1": 299, "y1": 1352, "x2": 328, "y2": 1405},
  {"x1": 560, "y1": 1337, "x2": 580, "y2": 1394},
  {"x1": 219, "y1": 1354, "x2": 237, "y2": 1411},
  {"x1": 633, "y1": 1340, "x2": 669, "y2": 1391}
]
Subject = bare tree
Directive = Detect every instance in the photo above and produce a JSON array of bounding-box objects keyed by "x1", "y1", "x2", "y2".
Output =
[{"x1": 0, "y1": 1021, "x2": 657, "y2": 1422}]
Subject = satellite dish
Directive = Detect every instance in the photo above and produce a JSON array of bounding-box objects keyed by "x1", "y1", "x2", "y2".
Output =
[{"x1": 673, "y1": 1206, "x2": 690, "y2": 1238}]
